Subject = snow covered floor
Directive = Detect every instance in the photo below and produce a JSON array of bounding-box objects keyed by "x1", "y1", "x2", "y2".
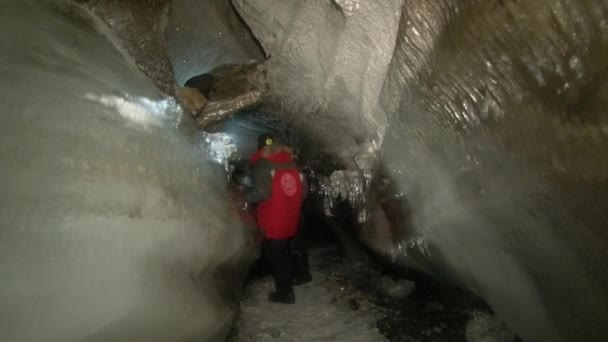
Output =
[
  {"x1": 229, "y1": 246, "x2": 514, "y2": 342},
  {"x1": 229, "y1": 248, "x2": 387, "y2": 342}
]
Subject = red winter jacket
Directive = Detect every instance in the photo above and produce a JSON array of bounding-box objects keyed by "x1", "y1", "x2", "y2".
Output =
[{"x1": 245, "y1": 146, "x2": 305, "y2": 240}]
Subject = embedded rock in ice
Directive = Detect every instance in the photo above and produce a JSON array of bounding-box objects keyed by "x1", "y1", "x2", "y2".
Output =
[
  {"x1": 191, "y1": 63, "x2": 268, "y2": 128},
  {"x1": 76, "y1": 0, "x2": 266, "y2": 129},
  {"x1": 0, "y1": 2, "x2": 255, "y2": 341},
  {"x1": 197, "y1": 90, "x2": 264, "y2": 129},
  {"x1": 175, "y1": 86, "x2": 208, "y2": 116},
  {"x1": 204, "y1": 63, "x2": 268, "y2": 102}
]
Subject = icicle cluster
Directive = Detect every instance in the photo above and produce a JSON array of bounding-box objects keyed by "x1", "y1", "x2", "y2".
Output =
[{"x1": 201, "y1": 132, "x2": 237, "y2": 170}]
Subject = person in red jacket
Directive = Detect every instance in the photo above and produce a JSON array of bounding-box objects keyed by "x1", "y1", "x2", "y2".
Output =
[{"x1": 245, "y1": 133, "x2": 306, "y2": 304}]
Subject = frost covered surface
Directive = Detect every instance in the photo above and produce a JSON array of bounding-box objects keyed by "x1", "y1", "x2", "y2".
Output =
[
  {"x1": 232, "y1": 275, "x2": 386, "y2": 342},
  {"x1": 376, "y1": 1, "x2": 608, "y2": 341},
  {"x1": 465, "y1": 312, "x2": 516, "y2": 342},
  {"x1": 202, "y1": 132, "x2": 238, "y2": 167},
  {"x1": 85, "y1": 93, "x2": 183, "y2": 128},
  {"x1": 234, "y1": 0, "x2": 608, "y2": 341},
  {"x1": 233, "y1": 247, "x2": 490, "y2": 342},
  {"x1": 233, "y1": 0, "x2": 400, "y2": 165},
  {"x1": 75, "y1": 0, "x2": 176, "y2": 94},
  {"x1": 0, "y1": 2, "x2": 255, "y2": 341},
  {"x1": 165, "y1": 0, "x2": 264, "y2": 85},
  {"x1": 231, "y1": 249, "x2": 386, "y2": 342},
  {"x1": 334, "y1": 0, "x2": 360, "y2": 16}
]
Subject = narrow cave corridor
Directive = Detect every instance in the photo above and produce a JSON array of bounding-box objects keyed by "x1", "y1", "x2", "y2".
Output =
[
  {"x1": 212, "y1": 111, "x2": 499, "y2": 342},
  {"x1": 1, "y1": 0, "x2": 608, "y2": 341}
]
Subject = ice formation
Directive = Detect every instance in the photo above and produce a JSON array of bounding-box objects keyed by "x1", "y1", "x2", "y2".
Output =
[
  {"x1": 334, "y1": 0, "x2": 360, "y2": 16},
  {"x1": 231, "y1": 0, "x2": 608, "y2": 341},
  {"x1": 0, "y1": 1, "x2": 256, "y2": 341},
  {"x1": 2, "y1": 0, "x2": 608, "y2": 341},
  {"x1": 165, "y1": 0, "x2": 263, "y2": 85},
  {"x1": 203, "y1": 132, "x2": 238, "y2": 168},
  {"x1": 84, "y1": 93, "x2": 183, "y2": 129}
]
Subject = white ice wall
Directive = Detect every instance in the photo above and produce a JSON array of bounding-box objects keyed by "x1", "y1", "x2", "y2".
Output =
[
  {"x1": 166, "y1": 0, "x2": 264, "y2": 85},
  {"x1": 0, "y1": 2, "x2": 255, "y2": 341},
  {"x1": 233, "y1": 0, "x2": 400, "y2": 165}
]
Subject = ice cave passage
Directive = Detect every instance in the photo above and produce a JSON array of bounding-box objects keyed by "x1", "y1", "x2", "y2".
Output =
[{"x1": 1, "y1": 0, "x2": 608, "y2": 341}]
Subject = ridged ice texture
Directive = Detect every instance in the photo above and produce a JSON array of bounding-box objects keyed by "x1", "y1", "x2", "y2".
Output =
[
  {"x1": 235, "y1": 0, "x2": 608, "y2": 341},
  {"x1": 0, "y1": 2, "x2": 255, "y2": 341},
  {"x1": 233, "y1": 0, "x2": 400, "y2": 166},
  {"x1": 376, "y1": 1, "x2": 608, "y2": 341},
  {"x1": 75, "y1": 0, "x2": 177, "y2": 95},
  {"x1": 165, "y1": 0, "x2": 264, "y2": 86}
]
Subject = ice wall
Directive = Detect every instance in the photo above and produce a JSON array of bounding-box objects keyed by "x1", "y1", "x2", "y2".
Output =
[
  {"x1": 234, "y1": 0, "x2": 608, "y2": 341},
  {"x1": 0, "y1": 1, "x2": 256, "y2": 341},
  {"x1": 75, "y1": 0, "x2": 177, "y2": 95},
  {"x1": 165, "y1": 0, "x2": 264, "y2": 85},
  {"x1": 3, "y1": 0, "x2": 608, "y2": 340},
  {"x1": 232, "y1": 0, "x2": 399, "y2": 166},
  {"x1": 377, "y1": 1, "x2": 608, "y2": 341}
]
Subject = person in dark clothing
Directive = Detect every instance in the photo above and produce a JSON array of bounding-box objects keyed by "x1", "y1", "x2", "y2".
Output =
[{"x1": 244, "y1": 133, "x2": 307, "y2": 304}]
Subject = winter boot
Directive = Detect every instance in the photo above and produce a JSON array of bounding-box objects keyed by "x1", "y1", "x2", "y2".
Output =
[
  {"x1": 268, "y1": 291, "x2": 295, "y2": 304},
  {"x1": 292, "y1": 273, "x2": 312, "y2": 286}
]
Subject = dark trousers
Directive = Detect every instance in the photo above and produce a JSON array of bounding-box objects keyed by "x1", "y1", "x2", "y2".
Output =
[
  {"x1": 263, "y1": 238, "x2": 294, "y2": 296},
  {"x1": 291, "y1": 234, "x2": 310, "y2": 280}
]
